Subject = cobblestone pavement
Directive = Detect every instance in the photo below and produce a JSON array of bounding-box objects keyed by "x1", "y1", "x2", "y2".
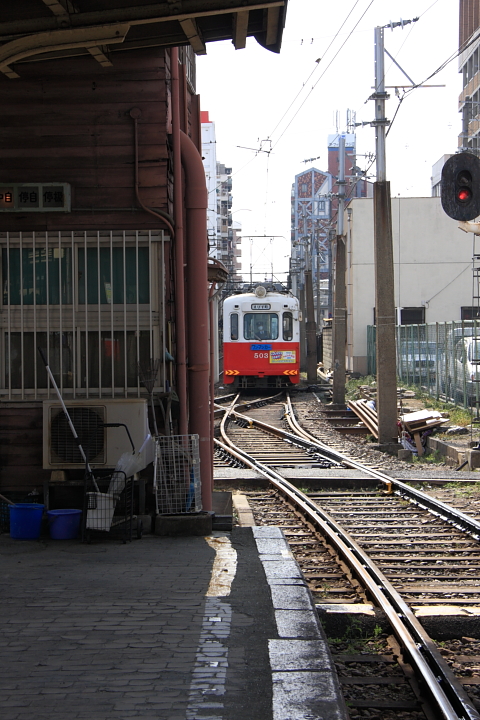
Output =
[
  {"x1": 0, "y1": 534, "x2": 216, "y2": 720},
  {"x1": 0, "y1": 527, "x2": 347, "y2": 720}
]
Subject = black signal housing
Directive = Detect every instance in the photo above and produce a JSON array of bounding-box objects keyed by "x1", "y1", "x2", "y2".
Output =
[{"x1": 441, "y1": 152, "x2": 480, "y2": 220}]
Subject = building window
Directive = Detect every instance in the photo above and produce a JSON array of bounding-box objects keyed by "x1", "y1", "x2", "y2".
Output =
[
  {"x1": 400, "y1": 307, "x2": 425, "y2": 324},
  {"x1": 461, "y1": 306, "x2": 480, "y2": 320},
  {"x1": 0, "y1": 230, "x2": 164, "y2": 398},
  {"x1": 78, "y1": 247, "x2": 149, "y2": 305},
  {"x1": 301, "y1": 183, "x2": 308, "y2": 193},
  {"x1": 2, "y1": 247, "x2": 73, "y2": 305}
]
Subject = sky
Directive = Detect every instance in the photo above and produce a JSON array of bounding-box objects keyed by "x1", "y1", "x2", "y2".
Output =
[{"x1": 196, "y1": 0, "x2": 461, "y2": 281}]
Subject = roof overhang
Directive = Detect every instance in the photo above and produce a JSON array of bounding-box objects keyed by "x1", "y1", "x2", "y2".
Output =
[{"x1": 0, "y1": 0, "x2": 288, "y2": 78}]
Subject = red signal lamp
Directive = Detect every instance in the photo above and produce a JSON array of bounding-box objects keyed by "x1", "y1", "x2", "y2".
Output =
[{"x1": 458, "y1": 187, "x2": 472, "y2": 202}]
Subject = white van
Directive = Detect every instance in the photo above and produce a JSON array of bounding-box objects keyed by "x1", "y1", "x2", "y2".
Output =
[{"x1": 454, "y1": 336, "x2": 480, "y2": 403}]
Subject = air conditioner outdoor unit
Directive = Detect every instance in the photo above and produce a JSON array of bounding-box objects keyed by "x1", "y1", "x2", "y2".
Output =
[{"x1": 43, "y1": 399, "x2": 150, "y2": 470}]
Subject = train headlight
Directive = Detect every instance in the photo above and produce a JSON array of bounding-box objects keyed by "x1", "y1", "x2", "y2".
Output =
[{"x1": 255, "y1": 285, "x2": 267, "y2": 298}]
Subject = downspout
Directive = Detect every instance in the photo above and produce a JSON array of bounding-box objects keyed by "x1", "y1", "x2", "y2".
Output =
[
  {"x1": 171, "y1": 47, "x2": 188, "y2": 435},
  {"x1": 131, "y1": 107, "x2": 175, "y2": 238},
  {"x1": 209, "y1": 281, "x2": 224, "y2": 485},
  {"x1": 209, "y1": 282, "x2": 216, "y2": 483},
  {"x1": 180, "y1": 129, "x2": 212, "y2": 511}
]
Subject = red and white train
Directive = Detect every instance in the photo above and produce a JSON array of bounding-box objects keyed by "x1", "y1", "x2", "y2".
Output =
[{"x1": 222, "y1": 285, "x2": 300, "y2": 389}]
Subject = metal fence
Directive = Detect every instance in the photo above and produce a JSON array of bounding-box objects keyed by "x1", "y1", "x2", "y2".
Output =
[
  {"x1": 154, "y1": 434, "x2": 202, "y2": 515},
  {"x1": 367, "y1": 321, "x2": 480, "y2": 408},
  {"x1": 0, "y1": 229, "x2": 168, "y2": 399}
]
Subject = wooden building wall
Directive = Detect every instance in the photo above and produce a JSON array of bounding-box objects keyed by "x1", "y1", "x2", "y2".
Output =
[
  {"x1": 0, "y1": 46, "x2": 193, "y2": 493},
  {"x1": 0, "y1": 47, "x2": 173, "y2": 231}
]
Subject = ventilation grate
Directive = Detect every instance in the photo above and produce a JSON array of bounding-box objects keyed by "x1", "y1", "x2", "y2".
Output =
[{"x1": 50, "y1": 406, "x2": 105, "y2": 464}]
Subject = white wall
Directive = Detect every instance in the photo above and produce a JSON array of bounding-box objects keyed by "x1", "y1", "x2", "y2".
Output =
[
  {"x1": 346, "y1": 196, "x2": 474, "y2": 374},
  {"x1": 201, "y1": 120, "x2": 217, "y2": 257}
]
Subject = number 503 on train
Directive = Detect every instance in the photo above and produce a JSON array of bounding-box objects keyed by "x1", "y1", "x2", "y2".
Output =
[{"x1": 222, "y1": 285, "x2": 301, "y2": 388}]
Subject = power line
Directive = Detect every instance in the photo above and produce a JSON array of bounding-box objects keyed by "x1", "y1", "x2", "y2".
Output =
[
  {"x1": 267, "y1": 0, "x2": 362, "y2": 140},
  {"x1": 271, "y1": 0, "x2": 376, "y2": 151}
]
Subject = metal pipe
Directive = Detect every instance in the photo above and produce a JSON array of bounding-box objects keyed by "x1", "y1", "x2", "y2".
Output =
[
  {"x1": 180, "y1": 129, "x2": 212, "y2": 511},
  {"x1": 171, "y1": 47, "x2": 188, "y2": 435},
  {"x1": 209, "y1": 282, "x2": 216, "y2": 486}
]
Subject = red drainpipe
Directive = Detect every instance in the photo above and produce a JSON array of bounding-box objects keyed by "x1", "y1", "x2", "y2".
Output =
[
  {"x1": 171, "y1": 48, "x2": 188, "y2": 436},
  {"x1": 209, "y1": 282, "x2": 216, "y2": 483},
  {"x1": 180, "y1": 130, "x2": 212, "y2": 512}
]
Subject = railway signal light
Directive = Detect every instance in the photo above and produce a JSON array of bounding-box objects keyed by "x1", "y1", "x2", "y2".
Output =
[{"x1": 441, "y1": 152, "x2": 480, "y2": 221}]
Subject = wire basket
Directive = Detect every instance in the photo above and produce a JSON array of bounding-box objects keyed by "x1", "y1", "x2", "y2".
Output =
[
  {"x1": 82, "y1": 471, "x2": 135, "y2": 543},
  {"x1": 154, "y1": 434, "x2": 202, "y2": 514}
]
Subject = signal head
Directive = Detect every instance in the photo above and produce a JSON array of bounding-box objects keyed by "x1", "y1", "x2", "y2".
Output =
[{"x1": 441, "y1": 152, "x2": 480, "y2": 221}]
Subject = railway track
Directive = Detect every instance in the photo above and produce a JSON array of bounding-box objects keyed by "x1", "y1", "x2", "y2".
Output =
[{"x1": 214, "y1": 390, "x2": 480, "y2": 720}]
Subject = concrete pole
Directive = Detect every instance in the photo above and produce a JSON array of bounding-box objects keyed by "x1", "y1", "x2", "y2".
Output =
[
  {"x1": 373, "y1": 26, "x2": 398, "y2": 445},
  {"x1": 332, "y1": 135, "x2": 346, "y2": 405},
  {"x1": 332, "y1": 237, "x2": 346, "y2": 404},
  {"x1": 299, "y1": 285, "x2": 306, "y2": 372},
  {"x1": 305, "y1": 237, "x2": 317, "y2": 382}
]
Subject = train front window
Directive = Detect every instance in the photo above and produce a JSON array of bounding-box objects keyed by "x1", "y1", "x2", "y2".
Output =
[
  {"x1": 283, "y1": 312, "x2": 293, "y2": 341},
  {"x1": 244, "y1": 313, "x2": 278, "y2": 341},
  {"x1": 230, "y1": 313, "x2": 238, "y2": 340}
]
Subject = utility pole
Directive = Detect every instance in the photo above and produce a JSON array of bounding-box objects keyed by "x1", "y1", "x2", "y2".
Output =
[
  {"x1": 372, "y1": 26, "x2": 398, "y2": 446},
  {"x1": 305, "y1": 235, "x2": 317, "y2": 382},
  {"x1": 314, "y1": 220, "x2": 322, "y2": 333},
  {"x1": 332, "y1": 135, "x2": 346, "y2": 404}
]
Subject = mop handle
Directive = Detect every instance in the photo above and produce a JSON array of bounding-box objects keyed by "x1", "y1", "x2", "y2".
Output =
[{"x1": 37, "y1": 347, "x2": 90, "y2": 469}]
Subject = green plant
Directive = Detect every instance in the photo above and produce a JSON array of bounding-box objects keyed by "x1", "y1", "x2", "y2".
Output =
[
  {"x1": 412, "y1": 449, "x2": 445, "y2": 465},
  {"x1": 327, "y1": 619, "x2": 386, "y2": 653},
  {"x1": 448, "y1": 481, "x2": 480, "y2": 498},
  {"x1": 345, "y1": 375, "x2": 377, "y2": 401}
]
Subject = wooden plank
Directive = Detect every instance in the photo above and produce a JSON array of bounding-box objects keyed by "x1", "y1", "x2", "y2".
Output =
[
  {"x1": 0, "y1": 102, "x2": 167, "y2": 126},
  {"x1": 233, "y1": 10, "x2": 249, "y2": 49},
  {"x1": 0, "y1": 79, "x2": 167, "y2": 105},
  {"x1": 0, "y1": 124, "x2": 168, "y2": 148},
  {"x1": 0, "y1": 165, "x2": 167, "y2": 188},
  {"x1": 75, "y1": 186, "x2": 168, "y2": 206},
  {"x1": 0, "y1": 212, "x2": 170, "y2": 233},
  {"x1": 0, "y1": 48, "x2": 166, "y2": 81},
  {"x1": 0, "y1": 144, "x2": 168, "y2": 162}
]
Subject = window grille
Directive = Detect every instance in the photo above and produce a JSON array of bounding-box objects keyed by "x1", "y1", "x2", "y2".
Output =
[{"x1": 0, "y1": 230, "x2": 167, "y2": 399}]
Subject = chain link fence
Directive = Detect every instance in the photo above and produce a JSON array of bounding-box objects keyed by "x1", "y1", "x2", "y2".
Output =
[{"x1": 367, "y1": 321, "x2": 480, "y2": 409}]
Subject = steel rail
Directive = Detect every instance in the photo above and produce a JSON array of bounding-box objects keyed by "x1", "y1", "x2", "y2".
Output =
[
  {"x1": 216, "y1": 416, "x2": 479, "y2": 720},
  {"x1": 283, "y1": 394, "x2": 480, "y2": 541}
]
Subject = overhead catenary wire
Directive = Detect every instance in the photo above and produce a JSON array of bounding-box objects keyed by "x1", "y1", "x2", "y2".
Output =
[
  {"x1": 267, "y1": 0, "x2": 362, "y2": 140},
  {"x1": 270, "y1": 0, "x2": 377, "y2": 151}
]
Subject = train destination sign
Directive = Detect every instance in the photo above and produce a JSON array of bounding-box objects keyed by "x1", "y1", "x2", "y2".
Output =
[
  {"x1": 0, "y1": 183, "x2": 71, "y2": 212},
  {"x1": 251, "y1": 303, "x2": 271, "y2": 310}
]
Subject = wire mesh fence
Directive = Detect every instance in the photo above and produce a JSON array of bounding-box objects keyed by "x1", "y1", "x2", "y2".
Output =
[
  {"x1": 368, "y1": 321, "x2": 480, "y2": 411},
  {"x1": 154, "y1": 434, "x2": 202, "y2": 514}
]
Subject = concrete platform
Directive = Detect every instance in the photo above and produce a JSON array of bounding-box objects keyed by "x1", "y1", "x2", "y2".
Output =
[{"x1": 0, "y1": 527, "x2": 348, "y2": 720}]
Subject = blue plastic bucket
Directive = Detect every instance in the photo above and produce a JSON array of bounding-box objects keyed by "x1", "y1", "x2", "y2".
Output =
[
  {"x1": 47, "y1": 509, "x2": 82, "y2": 540},
  {"x1": 9, "y1": 503, "x2": 45, "y2": 540}
]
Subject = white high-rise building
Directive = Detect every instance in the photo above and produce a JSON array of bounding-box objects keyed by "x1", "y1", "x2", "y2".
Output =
[{"x1": 201, "y1": 110, "x2": 218, "y2": 257}]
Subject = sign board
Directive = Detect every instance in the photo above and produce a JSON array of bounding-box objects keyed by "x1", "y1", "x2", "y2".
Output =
[
  {"x1": 251, "y1": 304, "x2": 271, "y2": 310},
  {"x1": 270, "y1": 350, "x2": 296, "y2": 364},
  {"x1": 0, "y1": 183, "x2": 71, "y2": 212}
]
